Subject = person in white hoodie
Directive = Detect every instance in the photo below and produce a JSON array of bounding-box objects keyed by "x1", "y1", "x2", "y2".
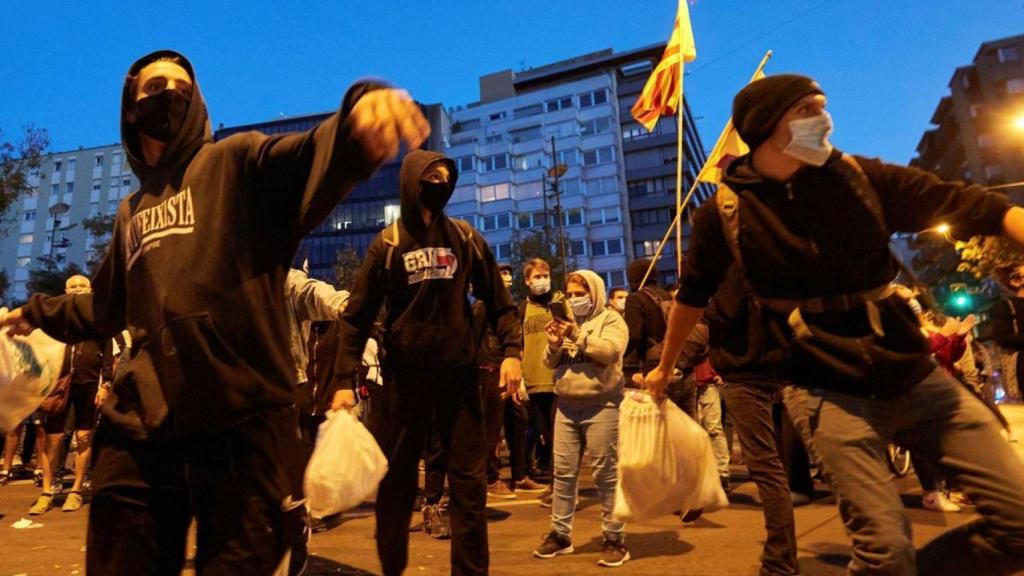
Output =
[{"x1": 531, "y1": 269, "x2": 630, "y2": 568}]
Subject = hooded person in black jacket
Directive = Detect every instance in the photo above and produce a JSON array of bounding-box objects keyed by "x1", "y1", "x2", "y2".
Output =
[
  {"x1": 0, "y1": 50, "x2": 429, "y2": 575},
  {"x1": 646, "y1": 74, "x2": 1024, "y2": 575},
  {"x1": 334, "y1": 149, "x2": 522, "y2": 576}
]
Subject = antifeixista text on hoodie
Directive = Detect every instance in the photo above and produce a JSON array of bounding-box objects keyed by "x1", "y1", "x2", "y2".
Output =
[{"x1": 23, "y1": 50, "x2": 383, "y2": 440}]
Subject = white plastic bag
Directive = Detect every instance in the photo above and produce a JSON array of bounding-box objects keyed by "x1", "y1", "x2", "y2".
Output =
[
  {"x1": 304, "y1": 409, "x2": 388, "y2": 517},
  {"x1": 0, "y1": 323, "x2": 66, "y2": 432},
  {"x1": 614, "y1": 391, "x2": 728, "y2": 522}
]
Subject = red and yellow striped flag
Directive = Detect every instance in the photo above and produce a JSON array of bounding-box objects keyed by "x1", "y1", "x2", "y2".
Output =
[
  {"x1": 696, "y1": 69, "x2": 766, "y2": 184},
  {"x1": 631, "y1": 1, "x2": 697, "y2": 132}
]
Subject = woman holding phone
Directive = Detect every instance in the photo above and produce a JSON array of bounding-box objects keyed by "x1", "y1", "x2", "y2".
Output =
[{"x1": 532, "y1": 269, "x2": 630, "y2": 568}]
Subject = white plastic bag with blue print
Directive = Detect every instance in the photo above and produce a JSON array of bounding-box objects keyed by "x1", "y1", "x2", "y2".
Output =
[
  {"x1": 0, "y1": 318, "x2": 66, "y2": 432},
  {"x1": 304, "y1": 408, "x2": 388, "y2": 517}
]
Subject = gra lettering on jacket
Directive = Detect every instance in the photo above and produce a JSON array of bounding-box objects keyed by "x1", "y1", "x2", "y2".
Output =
[
  {"x1": 402, "y1": 247, "x2": 459, "y2": 284},
  {"x1": 126, "y1": 187, "x2": 196, "y2": 270}
]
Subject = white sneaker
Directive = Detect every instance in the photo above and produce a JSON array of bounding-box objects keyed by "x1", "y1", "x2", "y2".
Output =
[{"x1": 922, "y1": 490, "x2": 961, "y2": 512}]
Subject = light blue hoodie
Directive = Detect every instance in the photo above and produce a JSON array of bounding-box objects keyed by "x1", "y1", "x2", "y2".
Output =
[{"x1": 544, "y1": 269, "x2": 628, "y2": 405}]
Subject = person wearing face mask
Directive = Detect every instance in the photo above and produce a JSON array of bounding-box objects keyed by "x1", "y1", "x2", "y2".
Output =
[
  {"x1": 520, "y1": 258, "x2": 559, "y2": 487},
  {"x1": 0, "y1": 50, "x2": 430, "y2": 575},
  {"x1": 607, "y1": 287, "x2": 628, "y2": 316},
  {"x1": 532, "y1": 270, "x2": 629, "y2": 568},
  {"x1": 335, "y1": 150, "x2": 522, "y2": 576},
  {"x1": 645, "y1": 73, "x2": 1024, "y2": 575}
]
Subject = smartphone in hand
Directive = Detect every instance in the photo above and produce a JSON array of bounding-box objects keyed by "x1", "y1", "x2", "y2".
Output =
[{"x1": 548, "y1": 299, "x2": 571, "y2": 321}]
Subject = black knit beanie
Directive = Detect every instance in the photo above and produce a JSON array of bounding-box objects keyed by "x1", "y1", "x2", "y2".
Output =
[
  {"x1": 627, "y1": 258, "x2": 655, "y2": 291},
  {"x1": 733, "y1": 74, "x2": 824, "y2": 150}
]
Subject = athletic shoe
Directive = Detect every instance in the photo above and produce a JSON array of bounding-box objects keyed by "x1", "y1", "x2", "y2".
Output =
[
  {"x1": 29, "y1": 493, "x2": 54, "y2": 515},
  {"x1": 0, "y1": 470, "x2": 10, "y2": 486},
  {"x1": 62, "y1": 491, "x2": 83, "y2": 512},
  {"x1": 922, "y1": 490, "x2": 961, "y2": 512},
  {"x1": 791, "y1": 491, "x2": 812, "y2": 507},
  {"x1": 533, "y1": 532, "x2": 573, "y2": 559},
  {"x1": 680, "y1": 508, "x2": 703, "y2": 524},
  {"x1": 514, "y1": 477, "x2": 548, "y2": 493},
  {"x1": 539, "y1": 492, "x2": 552, "y2": 508},
  {"x1": 947, "y1": 490, "x2": 974, "y2": 508},
  {"x1": 487, "y1": 481, "x2": 517, "y2": 500},
  {"x1": 597, "y1": 539, "x2": 630, "y2": 567},
  {"x1": 32, "y1": 469, "x2": 42, "y2": 488},
  {"x1": 422, "y1": 504, "x2": 451, "y2": 540}
]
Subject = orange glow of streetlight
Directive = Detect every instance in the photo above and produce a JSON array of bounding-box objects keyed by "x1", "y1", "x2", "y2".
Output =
[
  {"x1": 935, "y1": 223, "x2": 950, "y2": 235},
  {"x1": 1014, "y1": 115, "x2": 1024, "y2": 131}
]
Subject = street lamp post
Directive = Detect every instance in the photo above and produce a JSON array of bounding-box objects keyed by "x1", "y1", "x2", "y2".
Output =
[
  {"x1": 48, "y1": 202, "x2": 71, "y2": 265},
  {"x1": 546, "y1": 136, "x2": 568, "y2": 275}
]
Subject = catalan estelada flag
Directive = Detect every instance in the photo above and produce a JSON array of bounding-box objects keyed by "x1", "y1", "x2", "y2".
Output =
[{"x1": 631, "y1": 1, "x2": 697, "y2": 132}]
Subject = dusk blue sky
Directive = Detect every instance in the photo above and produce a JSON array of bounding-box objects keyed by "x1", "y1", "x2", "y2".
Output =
[{"x1": 2, "y1": 1, "x2": 1021, "y2": 164}]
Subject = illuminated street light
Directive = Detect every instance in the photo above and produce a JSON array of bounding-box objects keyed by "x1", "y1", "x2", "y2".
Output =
[
  {"x1": 935, "y1": 223, "x2": 950, "y2": 235},
  {"x1": 1014, "y1": 115, "x2": 1024, "y2": 131}
]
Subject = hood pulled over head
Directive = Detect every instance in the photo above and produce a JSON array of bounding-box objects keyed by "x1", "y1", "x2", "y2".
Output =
[
  {"x1": 398, "y1": 149, "x2": 458, "y2": 232},
  {"x1": 121, "y1": 50, "x2": 211, "y2": 180}
]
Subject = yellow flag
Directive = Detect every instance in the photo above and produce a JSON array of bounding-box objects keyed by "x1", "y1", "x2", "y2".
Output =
[
  {"x1": 631, "y1": 1, "x2": 697, "y2": 132},
  {"x1": 696, "y1": 69, "x2": 766, "y2": 184}
]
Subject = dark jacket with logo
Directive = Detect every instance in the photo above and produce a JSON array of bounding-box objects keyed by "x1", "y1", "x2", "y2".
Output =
[
  {"x1": 677, "y1": 150, "x2": 1011, "y2": 395},
  {"x1": 23, "y1": 50, "x2": 382, "y2": 439},
  {"x1": 334, "y1": 150, "x2": 522, "y2": 390}
]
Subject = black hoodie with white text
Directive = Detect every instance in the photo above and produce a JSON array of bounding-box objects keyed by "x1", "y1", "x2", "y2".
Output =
[
  {"x1": 333, "y1": 150, "x2": 522, "y2": 391},
  {"x1": 23, "y1": 50, "x2": 382, "y2": 440}
]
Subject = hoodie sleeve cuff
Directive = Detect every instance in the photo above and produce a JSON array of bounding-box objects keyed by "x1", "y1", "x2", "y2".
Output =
[{"x1": 503, "y1": 346, "x2": 522, "y2": 360}]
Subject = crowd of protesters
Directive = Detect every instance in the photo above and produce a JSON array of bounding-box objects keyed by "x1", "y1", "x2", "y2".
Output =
[{"x1": 2, "y1": 53, "x2": 1024, "y2": 576}]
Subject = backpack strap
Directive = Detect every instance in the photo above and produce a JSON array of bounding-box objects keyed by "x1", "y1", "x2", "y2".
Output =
[
  {"x1": 715, "y1": 184, "x2": 746, "y2": 277},
  {"x1": 383, "y1": 220, "x2": 400, "y2": 271}
]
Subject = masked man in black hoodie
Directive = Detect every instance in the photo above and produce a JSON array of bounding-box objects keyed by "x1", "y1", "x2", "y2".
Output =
[
  {"x1": 646, "y1": 74, "x2": 1024, "y2": 575},
  {"x1": 334, "y1": 150, "x2": 522, "y2": 576},
  {"x1": 0, "y1": 50, "x2": 429, "y2": 575}
]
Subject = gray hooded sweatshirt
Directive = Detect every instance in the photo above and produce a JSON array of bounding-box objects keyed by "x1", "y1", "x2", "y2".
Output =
[{"x1": 545, "y1": 269, "x2": 628, "y2": 406}]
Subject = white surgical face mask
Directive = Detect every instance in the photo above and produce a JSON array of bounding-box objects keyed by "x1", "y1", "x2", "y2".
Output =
[
  {"x1": 529, "y1": 277, "x2": 551, "y2": 296},
  {"x1": 569, "y1": 295, "x2": 594, "y2": 319},
  {"x1": 611, "y1": 296, "x2": 626, "y2": 311},
  {"x1": 783, "y1": 112, "x2": 833, "y2": 167}
]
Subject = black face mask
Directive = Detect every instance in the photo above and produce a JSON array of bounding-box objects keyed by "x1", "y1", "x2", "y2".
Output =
[
  {"x1": 419, "y1": 180, "x2": 450, "y2": 214},
  {"x1": 134, "y1": 90, "x2": 190, "y2": 143}
]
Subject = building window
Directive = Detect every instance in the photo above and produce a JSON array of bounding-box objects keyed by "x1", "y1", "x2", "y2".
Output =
[
  {"x1": 631, "y1": 207, "x2": 673, "y2": 227},
  {"x1": 19, "y1": 233, "x2": 33, "y2": 244},
  {"x1": 51, "y1": 183, "x2": 60, "y2": 196},
  {"x1": 479, "y1": 213, "x2": 512, "y2": 231},
  {"x1": 122, "y1": 177, "x2": 131, "y2": 187},
  {"x1": 65, "y1": 182, "x2": 74, "y2": 194},
  {"x1": 580, "y1": 117, "x2": 613, "y2": 137},
  {"x1": 480, "y1": 153, "x2": 509, "y2": 173},
  {"x1": 557, "y1": 149, "x2": 578, "y2": 167},
  {"x1": 513, "y1": 152, "x2": 544, "y2": 171},
  {"x1": 588, "y1": 207, "x2": 621, "y2": 225},
  {"x1": 480, "y1": 183, "x2": 511, "y2": 202},
  {"x1": 90, "y1": 202, "x2": 100, "y2": 216},
  {"x1": 513, "y1": 103, "x2": 544, "y2": 119},
  {"x1": 108, "y1": 199, "x2": 119, "y2": 213},
  {"x1": 568, "y1": 239, "x2": 586, "y2": 257},
  {"x1": 545, "y1": 96, "x2": 574, "y2": 113},
  {"x1": 453, "y1": 118, "x2": 481, "y2": 133},
  {"x1": 16, "y1": 257, "x2": 31, "y2": 268},
  {"x1": 591, "y1": 238, "x2": 623, "y2": 256},
  {"x1": 1007, "y1": 78, "x2": 1024, "y2": 94},
  {"x1": 54, "y1": 159, "x2": 62, "y2": 172},
  {"x1": 579, "y1": 89, "x2": 609, "y2": 108},
  {"x1": 23, "y1": 210, "x2": 36, "y2": 222},
  {"x1": 998, "y1": 46, "x2": 1020, "y2": 63},
  {"x1": 484, "y1": 134, "x2": 503, "y2": 143},
  {"x1": 456, "y1": 156, "x2": 475, "y2": 173},
  {"x1": 67, "y1": 158, "x2": 76, "y2": 173},
  {"x1": 92, "y1": 180, "x2": 102, "y2": 192},
  {"x1": 601, "y1": 270, "x2": 627, "y2": 289},
  {"x1": 492, "y1": 243, "x2": 512, "y2": 260},
  {"x1": 509, "y1": 125, "x2": 542, "y2": 143},
  {"x1": 559, "y1": 178, "x2": 581, "y2": 195},
  {"x1": 518, "y1": 211, "x2": 547, "y2": 229},
  {"x1": 582, "y1": 146, "x2": 615, "y2": 166},
  {"x1": 488, "y1": 111, "x2": 507, "y2": 121},
  {"x1": 563, "y1": 208, "x2": 583, "y2": 226},
  {"x1": 95, "y1": 155, "x2": 104, "y2": 167},
  {"x1": 585, "y1": 176, "x2": 618, "y2": 195},
  {"x1": 113, "y1": 152, "x2": 122, "y2": 167},
  {"x1": 621, "y1": 121, "x2": 649, "y2": 141},
  {"x1": 514, "y1": 180, "x2": 544, "y2": 199}
]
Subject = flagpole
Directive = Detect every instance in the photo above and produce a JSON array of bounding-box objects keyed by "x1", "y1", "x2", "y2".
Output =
[
  {"x1": 639, "y1": 49, "x2": 773, "y2": 290},
  {"x1": 674, "y1": 50, "x2": 685, "y2": 280}
]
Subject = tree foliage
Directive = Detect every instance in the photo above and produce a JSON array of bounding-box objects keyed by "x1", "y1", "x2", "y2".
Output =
[
  {"x1": 957, "y1": 235, "x2": 1024, "y2": 287},
  {"x1": 82, "y1": 213, "x2": 116, "y2": 275},
  {"x1": 333, "y1": 248, "x2": 362, "y2": 291},
  {"x1": 0, "y1": 125, "x2": 50, "y2": 224}
]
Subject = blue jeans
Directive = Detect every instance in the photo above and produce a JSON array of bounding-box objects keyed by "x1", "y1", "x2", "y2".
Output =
[
  {"x1": 550, "y1": 400, "x2": 624, "y2": 542},
  {"x1": 784, "y1": 366, "x2": 1024, "y2": 575}
]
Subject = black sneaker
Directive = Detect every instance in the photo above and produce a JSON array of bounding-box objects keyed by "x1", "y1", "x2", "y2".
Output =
[
  {"x1": 0, "y1": 471, "x2": 9, "y2": 486},
  {"x1": 597, "y1": 539, "x2": 630, "y2": 568},
  {"x1": 533, "y1": 531, "x2": 573, "y2": 559},
  {"x1": 680, "y1": 508, "x2": 703, "y2": 524},
  {"x1": 422, "y1": 504, "x2": 451, "y2": 540}
]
